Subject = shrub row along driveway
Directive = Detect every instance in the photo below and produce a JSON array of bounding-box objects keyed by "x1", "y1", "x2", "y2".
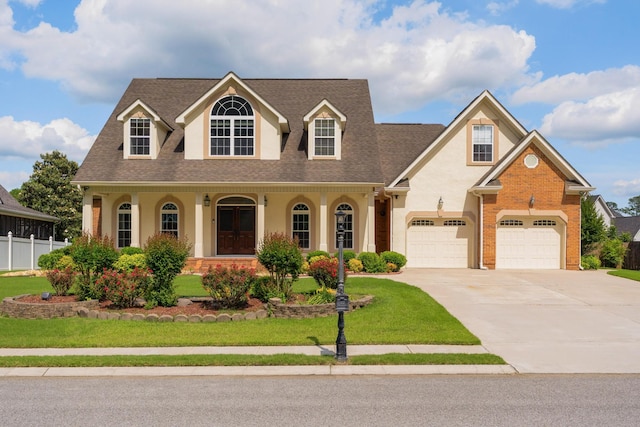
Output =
[{"x1": 400, "y1": 268, "x2": 640, "y2": 373}]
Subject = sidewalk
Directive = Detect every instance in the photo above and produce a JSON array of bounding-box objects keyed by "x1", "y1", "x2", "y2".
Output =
[{"x1": 0, "y1": 344, "x2": 516, "y2": 377}]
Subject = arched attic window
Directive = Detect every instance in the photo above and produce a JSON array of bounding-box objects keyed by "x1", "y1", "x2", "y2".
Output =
[{"x1": 210, "y1": 95, "x2": 255, "y2": 156}]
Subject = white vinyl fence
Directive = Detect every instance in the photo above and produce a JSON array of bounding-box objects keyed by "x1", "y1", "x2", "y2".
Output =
[{"x1": 0, "y1": 232, "x2": 69, "y2": 271}]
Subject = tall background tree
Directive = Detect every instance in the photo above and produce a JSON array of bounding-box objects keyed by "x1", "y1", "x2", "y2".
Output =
[
  {"x1": 18, "y1": 150, "x2": 83, "y2": 241},
  {"x1": 619, "y1": 195, "x2": 640, "y2": 216}
]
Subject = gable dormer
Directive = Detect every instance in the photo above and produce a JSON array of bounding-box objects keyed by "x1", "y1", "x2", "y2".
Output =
[
  {"x1": 176, "y1": 72, "x2": 289, "y2": 161},
  {"x1": 303, "y1": 99, "x2": 347, "y2": 160},
  {"x1": 117, "y1": 100, "x2": 172, "y2": 160}
]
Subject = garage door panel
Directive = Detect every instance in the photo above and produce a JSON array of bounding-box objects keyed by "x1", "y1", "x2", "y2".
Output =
[
  {"x1": 407, "y1": 219, "x2": 471, "y2": 268},
  {"x1": 496, "y1": 218, "x2": 562, "y2": 269}
]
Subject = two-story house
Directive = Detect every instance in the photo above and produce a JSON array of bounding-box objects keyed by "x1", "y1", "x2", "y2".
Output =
[{"x1": 73, "y1": 72, "x2": 594, "y2": 270}]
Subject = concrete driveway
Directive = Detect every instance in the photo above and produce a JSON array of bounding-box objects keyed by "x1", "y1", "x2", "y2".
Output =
[{"x1": 399, "y1": 269, "x2": 640, "y2": 373}]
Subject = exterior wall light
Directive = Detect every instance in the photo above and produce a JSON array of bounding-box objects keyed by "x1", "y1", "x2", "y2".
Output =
[
  {"x1": 203, "y1": 194, "x2": 211, "y2": 207},
  {"x1": 437, "y1": 196, "x2": 444, "y2": 210}
]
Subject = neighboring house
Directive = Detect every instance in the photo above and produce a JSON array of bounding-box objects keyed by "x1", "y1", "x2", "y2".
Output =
[
  {"x1": 588, "y1": 194, "x2": 616, "y2": 227},
  {"x1": 73, "y1": 72, "x2": 594, "y2": 270},
  {"x1": 0, "y1": 185, "x2": 58, "y2": 240},
  {"x1": 614, "y1": 216, "x2": 640, "y2": 242}
]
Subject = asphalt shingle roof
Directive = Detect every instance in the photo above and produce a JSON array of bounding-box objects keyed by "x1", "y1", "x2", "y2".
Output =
[
  {"x1": 0, "y1": 185, "x2": 58, "y2": 221},
  {"x1": 75, "y1": 78, "x2": 388, "y2": 185}
]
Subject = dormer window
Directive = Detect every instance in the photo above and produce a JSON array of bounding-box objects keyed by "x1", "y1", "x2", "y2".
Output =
[
  {"x1": 210, "y1": 95, "x2": 255, "y2": 156},
  {"x1": 304, "y1": 100, "x2": 346, "y2": 160},
  {"x1": 314, "y1": 118, "x2": 336, "y2": 156},
  {"x1": 130, "y1": 118, "x2": 151, "y2": 155}
]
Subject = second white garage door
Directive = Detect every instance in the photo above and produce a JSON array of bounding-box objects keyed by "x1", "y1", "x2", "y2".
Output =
[
  {"x1": 496, "y1": 218, "x2": 563, "y2": 269},
  {"x1": 406, "y1": 218, "x2": 472, "y2": 268}
]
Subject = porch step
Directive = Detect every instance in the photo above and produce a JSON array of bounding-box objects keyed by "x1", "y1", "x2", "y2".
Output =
[{"x1": 184, "y1": 257, "x2": 265, "y2": 275}]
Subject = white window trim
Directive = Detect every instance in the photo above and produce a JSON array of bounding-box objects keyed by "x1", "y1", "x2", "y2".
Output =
[{"x1": 209, "y1": 96, "x2": 256, "y2": 157}]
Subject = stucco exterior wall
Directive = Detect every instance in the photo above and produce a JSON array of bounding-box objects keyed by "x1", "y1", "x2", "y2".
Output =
[{"x1": 391, "y1": 104, "x2": 521, "y2": 266}]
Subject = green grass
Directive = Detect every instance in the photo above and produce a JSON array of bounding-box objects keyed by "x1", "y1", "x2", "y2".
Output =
[
  {"x1": 0, "y1": 353, "x2": 505, "y2": 367},
  {"x1": 608, "y1": 269, "x2": 640, "y2": 282},
  {"x1": 0, "y1": 275, "x2": 479, "y2": 347}
]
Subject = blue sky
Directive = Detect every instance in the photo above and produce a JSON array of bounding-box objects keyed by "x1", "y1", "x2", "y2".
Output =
[{"x1": 0, "y1": 0, "x2": 639, "y2": 209}]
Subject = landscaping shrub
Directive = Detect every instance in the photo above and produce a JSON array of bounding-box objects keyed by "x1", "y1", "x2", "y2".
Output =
[
  {"x1": 308, "y1": 256, "x2": 347, "y2": 289},
  {"x1": 97, "y1": 267, "x2": 151, "y2": 309},
  {"x1": 114, "y1": 253, "x2": 148, "y2": 272},
  {"x1": 251, "y1": 275, "x2": 285, "y2": 302},
  {"x1": 380, "y1": 251, "x2": 407, "y2": 270},
  {"x1": 306, "y1": 286, "x2": 336, "y2": 304},
  {"x1": 600, "y1": 239, "x2": 627, "y2": 268},
  {"x1": 357, "y1": 252, "x2": 387, "y2": 273},
  {"x1": 308, "y1": 255, "x2": 329, "y2": 265},
  {"x1": 257, "y1": 232, "x2": 303, "y2": 294},
  {"x1": 120, "y1": 246, "x2": 144, "y2": 255},
  {"x1": 306, "y1": 250, "x2": 330, "y2": 262},
  {"x1": 143, "y1": 233, "x2": 191, "y2": 307},
  {"x1": 45, "y1": 266, "x2": 77, "y2": 296},
  {"x1": 70, "y1": 234, "x2": 119, "y2": 301},
  {"x1": 202, "y1": 264, "x2": 257, "y2": 309},
  {"x1": 38, "y1": 246, "x2": 72, "y2": 270},
  {"x1": 348, "y1": 258, "x2": 363, "y2": 273},
  {"x1": 333, "y1": 250, "x2": 356, "y2": 263},
  {"x1": 581, "y1": 255, "x2": 601, "y2": 270},
  {"x1": 386, "y1": 262, "x2": 398, "y2": 273}
]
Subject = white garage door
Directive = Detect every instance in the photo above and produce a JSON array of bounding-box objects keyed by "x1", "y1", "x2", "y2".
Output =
[
  {"x1": 496, "y1": 218, "x2": 563, "y2": 269},
  {"x1": 407, "y1": 218, "x2": 471, "y2": 268}
]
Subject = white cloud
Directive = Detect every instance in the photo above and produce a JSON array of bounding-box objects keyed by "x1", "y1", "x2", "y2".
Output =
[
  {"x1": 539, "y1": 87, "x2": 640, "y2": 146},
  {"x1": 536, "y1": 0, "x2": 606, "y2": 9},
  {"x1": 613, "y1": 179, "x2": 640, "y2": 198},
  {"x1": 512, "y1": 66, "x2": 640, "y2": 105},
  {"x1": 2, "y1": 0, "x2": 537, "y2": 114},
  {"x1": 0, "y1": 115, "x2": 95, "y2": 163},
  {"x1": 487, "y1": 1, "x2": 519, "y2": 16}
]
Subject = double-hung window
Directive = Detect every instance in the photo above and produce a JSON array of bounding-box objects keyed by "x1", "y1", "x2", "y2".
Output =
[
  {"x1": 292, "y1": 203, "x2": 310, "y2": 249},
  {"x1": 314, "y1": 118, "x2": 335, "y2": 156},
  {"x1": 335, "y1": 203, "x2": 353, "y2": 249},
  {"x1": 130, "y1": 118, "x2": 150, "y2": 155},
  {"x1": 117, "y1": 203, "x2": 132, "y2": 248},
  {"x1": 472, "y1": 124, "x2": 493, "y2": 162},
  {"x1": 161, "y1": 203, "x2": 179, "y2": 237},
  {"x1": 210, "y1": 96, "x2": 254, "y2": 156}
]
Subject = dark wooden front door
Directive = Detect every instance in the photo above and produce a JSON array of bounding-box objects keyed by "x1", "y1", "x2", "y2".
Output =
[
  {"x1": 217, "y1": 206, "x2": 256, "y2": 255},
  {"x1": 375, "y1": 199, "x2": 390, "y2": 253}
]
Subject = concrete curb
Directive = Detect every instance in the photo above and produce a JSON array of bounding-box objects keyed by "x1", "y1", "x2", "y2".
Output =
[{"x1": 0, "y1": 365, "x2": 516, "y2": 377}]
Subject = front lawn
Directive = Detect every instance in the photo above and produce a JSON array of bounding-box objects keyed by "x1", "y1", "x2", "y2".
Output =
[
  {"x1": 0, "y1": 275, "x2": 479, "y2": 347},
  {"x1": 607, "y1": 269, "x2": 640, "y2": 282}
]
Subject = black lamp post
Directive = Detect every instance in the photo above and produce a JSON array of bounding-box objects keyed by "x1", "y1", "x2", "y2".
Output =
[{"x1": 335, "y1": 210, "x2": 349, "y2": 361}]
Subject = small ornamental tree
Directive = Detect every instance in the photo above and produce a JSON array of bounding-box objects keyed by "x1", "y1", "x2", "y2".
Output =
[
  {"x1": 144, "y1": 233, "x2": 192, "y2": 307},
  {"x1": 69, "y1": 233, "x2": 119, "y2": 300},
  {"x1": 581, "y1": 197, "x2": 606, "y2": 254},
  {"x1": 256, "y1": 232, "x2": 303, "y2": 297}
]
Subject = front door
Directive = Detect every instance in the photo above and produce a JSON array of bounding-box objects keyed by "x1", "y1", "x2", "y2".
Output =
[{"x1": 217, "y1": 206, "x2": 256, "y2": 255}]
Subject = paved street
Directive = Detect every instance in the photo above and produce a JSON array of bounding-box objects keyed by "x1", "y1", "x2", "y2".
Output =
[
  {"x1": 400, "y1": 269, "x2": 640, "y2": 373},
  {"x1": 1, "y1": 375, "x2": 639, "y2": 426}
]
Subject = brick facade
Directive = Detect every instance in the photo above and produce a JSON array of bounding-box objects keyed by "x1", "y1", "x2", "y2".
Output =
[{"x1": 482, "y1": 144, "x2": 581, "y2": 270}]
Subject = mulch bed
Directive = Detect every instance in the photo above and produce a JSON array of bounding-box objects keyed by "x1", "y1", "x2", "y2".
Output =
[{"x1": 18, "y1": 294, "x2": 266, "y2": 317}]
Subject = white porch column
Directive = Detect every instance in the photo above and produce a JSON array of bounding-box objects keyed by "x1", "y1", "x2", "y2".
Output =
[
  {"x1": 194, "y1": 193, "x2": 204, "y2": 257},
  {"x1": 131, "y1": 193, "x2": 140, "y2": 248},
  {"x1": 82, "y1": 190, "x2": 93, "y2": 234},
  {"x1": 367, "y1": 192, "x2": 376, "y2": 252},
  {"x1": 257, "y1": 193, "x2": 266, "y2": 245},
  {"x1": 319, "y1": 193, "x2": 328, "y2": 252}
]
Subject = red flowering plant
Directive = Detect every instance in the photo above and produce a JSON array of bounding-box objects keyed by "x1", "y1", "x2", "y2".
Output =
[
  {"x1": 201, "y1": 264, "x2": 257, "y2": 309},
  {"x1": 96, "y1": 267, "x2": 151, "y2": 309},
  {"x1": 45, "y1": 266, "x2": 77, "y2": 296},
  {"x1": 308, "y1": 257, "x2": 347, "y2": 290}
]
